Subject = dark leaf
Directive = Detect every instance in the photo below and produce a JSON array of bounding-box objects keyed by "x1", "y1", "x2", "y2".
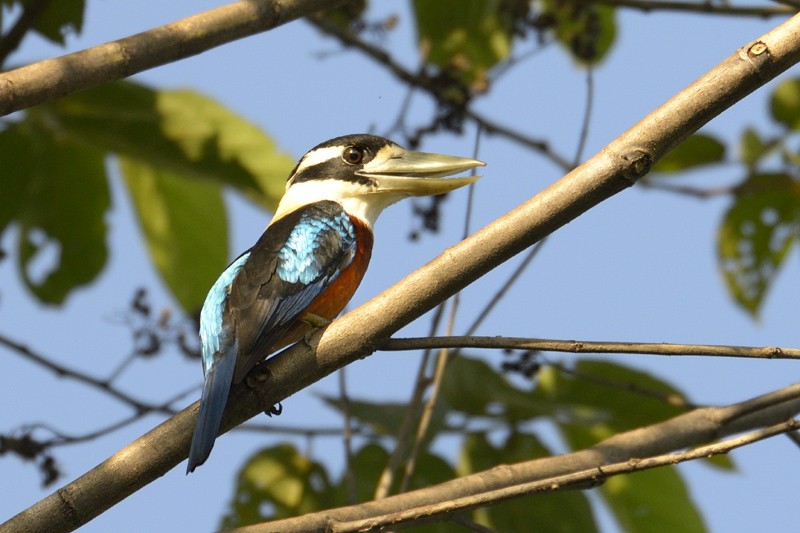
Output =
[
  {"x1": 541, "y1": 0, "x2": 616, "y2": 64},
  {"x1": 739, "y1": 127, "x2": 775, "y2": 167},
  {"x1": 601, "y1": 468, "x2": 705, "y2": 533},
  {"x1": 333, "y1": 443, "x2": 454, "y2": 507},
  {"x1": 770, "y1": 78, "x2": 800, "y2": 129},
  {"x1": 533, "y1": 361, "x2": 708, "y2": 531},
  {"x1": 31, "y1": 0, "x2": 85, "y2": 45},
  {"x1": 413, "y1": 0, "x2": 514, "y2": 88},
  {"x1": 653, "y1": 133, "x2": 726, "y2": 174},
  {"x1": 441, "y1": 355, "x2": 553, "y2": 422},
  {"x1": 460, "y1": 432, "x2": 597, "y2": 531},
  {"x1": 221, "y1": 443, "x2": 335, "y2": 529},
  {"x1": 533, "y1": 360, "x2": 691, "y2": 449},
  {"x1": 0, "y1": 123, "x2": 109, "y2": 304},
  {"x1": 320, "y1": 396, "x2": 447, "y2": 441},
  {"x1": 718, "y1": 173, "x2": 800, "y2": 316}
]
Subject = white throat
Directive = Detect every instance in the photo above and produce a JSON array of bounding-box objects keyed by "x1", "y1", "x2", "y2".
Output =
[{"x1": 270, "y1": 180, "x2": 406, "y2": 229}]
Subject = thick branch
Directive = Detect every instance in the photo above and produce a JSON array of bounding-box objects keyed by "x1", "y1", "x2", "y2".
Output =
[
  {"x1": 0, "y1": 0, "x2": 346, "y2": 116},
  {"x1": 233, "y1": 385, "x2": 800, "y2": 532},
  {"x1": 383, "y1": 336, "x2": 800, "y2": 360},
  {"x1": 4, "y1": 14, "x2": 800, "y2": 533}
]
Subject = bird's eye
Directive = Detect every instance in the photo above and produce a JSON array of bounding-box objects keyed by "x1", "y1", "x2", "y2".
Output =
[{"x1": 342, "y1": 146, "x2": 365, "y2": 165}]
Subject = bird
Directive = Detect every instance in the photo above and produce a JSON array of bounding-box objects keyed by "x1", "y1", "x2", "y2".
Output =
[{"x1": 187, "y1": 133, "x2": 485, "y2": 473}]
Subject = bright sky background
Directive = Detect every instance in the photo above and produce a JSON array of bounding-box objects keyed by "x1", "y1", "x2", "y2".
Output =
[{"x1": 2, "y1": 2, "x2": 798, "y2": 532}]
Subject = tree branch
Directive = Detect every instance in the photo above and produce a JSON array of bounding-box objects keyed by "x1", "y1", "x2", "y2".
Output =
[
  {"x1": 382, "y1": 335, "x2": 800, "y2": 361},
  {"x1": 0, "y1": 332, "x2": 175, "y2": 414},
  {"x1": 0, "y1": 0, "x2": 348, "y2": 116},
  {"x1": 4, "y1": 14, "x2": 800, "y2": 533},
  {"x1": 230, "y1": 386, "x2": 800, "y2": 532},
  {"x1": 593, "y1": 0, "x2": 796, "y2": 17}
]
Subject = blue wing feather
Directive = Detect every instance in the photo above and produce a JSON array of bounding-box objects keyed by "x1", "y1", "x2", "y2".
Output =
[
  {"x1": 188, "y1": 202, "x2": 359, "y2": 472},
  {"x1": 230, "y1": 204, "x2": 357, "y2": 381},
  {"x1": 187, "y1": 254, "x2": 248, "y2": 473}
]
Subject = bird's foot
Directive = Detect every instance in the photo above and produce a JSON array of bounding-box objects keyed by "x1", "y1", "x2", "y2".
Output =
[
  {"x1": 245, "y1": 363, "x2": 271, "y2": 389},
  {"x1": 266, "y1": 403, "x2": 283, "y2": 417},
  {"x1": 300, "y1": 312, "x2": 331, "y2": 328}
]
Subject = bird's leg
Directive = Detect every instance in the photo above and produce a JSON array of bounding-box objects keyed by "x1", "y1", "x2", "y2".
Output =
[
  {"x1": 244, "y1": 363, "x2": 283, "y2": 417},
  {"x1": 299, "y1": 312, "x2": 331, "y2": 328},
  {"x1": 299, "y1": 312, "x2": 331, "y2": 347}
]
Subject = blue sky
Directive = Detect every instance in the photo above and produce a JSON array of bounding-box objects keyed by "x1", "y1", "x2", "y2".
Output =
[{"x1": 1, "y1": 2, "x2": 798, "y2": 531}]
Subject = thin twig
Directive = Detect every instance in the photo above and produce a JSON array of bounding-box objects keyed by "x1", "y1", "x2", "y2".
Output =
[
  {"x1": 639, "y1": 179, "x2": 737, "y2": 198},
  {"x1": 594, "y1": 0, "x2": 796, "y2": 17},
  {"x1": 309, "y1": 17, "x2": 574, "y2": 171},
  {"x1": 464, "y1": 241, "x2": 547, "y2": 337},
  {"x1": 0, "y1": 332, "x2": 170, "y2": 414},
  {"x1": 373, "y1": 303, "x2": 443, "y2": 500},
  {"x1": 338, "y1": 367, "x2": 358, "y2": 505},
  {"x1": 399, "y1": 129, "x2": 484, "y2": 492},
  {"x1": 381, "y1": 335, "x2": 800, "y2": 360},
  {"x1": 574, "y1": 66, "x2": 594, "y2": 167}
]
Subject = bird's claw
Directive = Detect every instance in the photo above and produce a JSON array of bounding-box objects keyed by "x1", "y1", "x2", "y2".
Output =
[{"x1": 266, "y1": 403, "x2": 283, "y2": 417}]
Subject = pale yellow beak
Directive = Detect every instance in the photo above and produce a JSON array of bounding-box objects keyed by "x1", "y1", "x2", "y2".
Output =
[{"x1": 357, "y1": 147, "x2": 485, "y2": 196}]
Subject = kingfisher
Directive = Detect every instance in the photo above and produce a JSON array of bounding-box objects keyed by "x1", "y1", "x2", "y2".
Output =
[{"x1": 186, "y1": 133, "x2": 485, "y2": 472}]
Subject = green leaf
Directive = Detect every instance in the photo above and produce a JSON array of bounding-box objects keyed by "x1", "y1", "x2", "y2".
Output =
[
  {"x1": 703, "y1": 453, "x2": 736, "y2": 471},
  {"x1": 459, "y1": 432, "x2": 597, "y2": 532},
  {"x1": 413, "y1": 0, "x2": 515, "y2": 88},
  {"x1": 31, "y1": 0, "x2": 85, "y2": 45},
  {"x1": 718, "y1": 173, "x2": 800, "y2": 316},
  {"x1": 533, "y1": 361, "x2": 706, "y2": 531},
  {"x1": 770, "y1": 78, "x2": 800, "y2": 129},
  {"x1": 653, "y1": 133, "x2": 726, "y2": 174},
  {"x1": 221, "y1": 443, "x2": 335, "y2": 529},
  {"x1": 541, "y1": 0, "x2": 617, "y2": 64},
  {"x1": 601, "y1": 468, "x2": 705, "y2": 533},
  {"x1": 320, "y1": 396, "x2": 447, "y2": 440},
  {"x1": 739, "y1": 127, "x2": 774, "y2": 167},
  {"x1": 39, "y1": 81, "x2": 293, "y2": 209},
  {"x1": 0, "y1": 122, "x2": 109, "y2": 304},
  {"x1": 441, "y1": 355, "x2": 553, "y2": 422},
  {"x1": 120, "y1": 158, "x2": 228, "y2": 313},
  {"x1": 330, "y1": 444, "x2": 456, "y2": 533},
  {"x1": 533, "y1": 360, "x2": 690, "y2": 449}
]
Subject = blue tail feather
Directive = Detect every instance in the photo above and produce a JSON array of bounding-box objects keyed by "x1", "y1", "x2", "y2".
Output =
[{"x1": 187, "y1": 343, "x2": 237, "y2": 473}]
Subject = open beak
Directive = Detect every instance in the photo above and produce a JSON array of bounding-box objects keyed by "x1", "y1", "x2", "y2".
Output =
[{"x1": 357, "y1": 147, "x2": 485, "y2": 196}]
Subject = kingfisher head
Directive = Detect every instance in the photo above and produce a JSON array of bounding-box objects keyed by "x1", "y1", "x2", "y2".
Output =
[{"x1": 272, "y1": 134, "x2": 485, "y2": 226}]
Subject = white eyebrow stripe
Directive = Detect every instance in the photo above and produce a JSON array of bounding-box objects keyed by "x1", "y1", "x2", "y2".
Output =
[{"x1": 292, "y1": 146, "x2": 343, "y2": 175}]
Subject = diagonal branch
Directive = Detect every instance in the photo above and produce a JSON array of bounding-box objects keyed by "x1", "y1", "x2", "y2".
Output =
[
  {"x1": 0, "y1": 0, "x2": 348, "y2": 116},
  {"x1": 382, "y1": 335, "x2": 800, "y2": 360},
  {"x1": 231, "y1": 385, "x2": 800, "y2": 532},
  {"x1": 4, "y1": 14, "x2": 800, "y2": 533}
]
